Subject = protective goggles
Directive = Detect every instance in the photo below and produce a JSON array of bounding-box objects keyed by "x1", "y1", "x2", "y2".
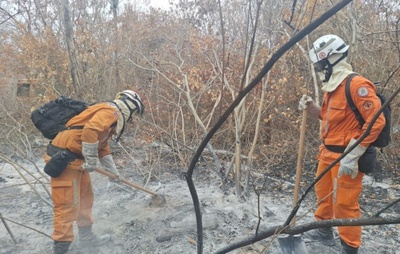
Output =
[{"x1": 313, "y1": 59, "x2": 329, "y2": 72}]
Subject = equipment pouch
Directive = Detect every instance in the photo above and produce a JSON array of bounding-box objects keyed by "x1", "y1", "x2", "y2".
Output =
[
  {"x1": 358, "y1": 146, "x2": 377, "y2": 174},
  {"x1": 44, "y1": 151, "x2": 71, "y2": 177}
]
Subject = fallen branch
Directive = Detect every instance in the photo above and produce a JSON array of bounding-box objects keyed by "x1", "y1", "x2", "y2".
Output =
[
  {"x1": 0, "y1": 214, "x2": 52, "y2": 239},
  {"x1": 0, "y1": 212, "x2": 17, "y2": 244},
  {"x1": 215, "y1": 216, "x2": 400, "y2": 254},
  {"x1": 5, "y1": 136, "x2": 50, "y2": 185},
  {"x1": 374, "y1": 197, "x2": 400, "y2": 217},
  {"x1": 0, "y1": 153, "x2": 52, "y2": 207}
]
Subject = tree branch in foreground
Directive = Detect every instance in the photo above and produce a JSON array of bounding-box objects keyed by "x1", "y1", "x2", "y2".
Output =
[{"x1": 215, "y1": 216, "x2": 400, "y2": 254}]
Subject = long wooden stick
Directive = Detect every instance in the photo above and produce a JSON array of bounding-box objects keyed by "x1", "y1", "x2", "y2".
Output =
[
  {"x1": 292, "y1": 109, "x2": 307, "y2": 225},
  {"x1": 95, "y1": 168, "x2": 158, "y2": 196},
  {"x1": 278, "y1": 110, "x2": 309, "y2": 254}
]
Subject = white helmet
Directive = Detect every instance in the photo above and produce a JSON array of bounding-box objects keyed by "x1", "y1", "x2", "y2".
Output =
[
  {"x1": 115, "y1": 90, "x2": 145, "y2": 120},
  {"x1": 309, "y1": 34, "x2": 349, "y2": 65}
]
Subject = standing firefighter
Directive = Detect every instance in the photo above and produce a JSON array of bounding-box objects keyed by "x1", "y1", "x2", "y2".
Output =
[
  {"x1": 44, "y1": 90, "x2": 145, "y2": 254},
  {"x1": 298, "y1": 35, "x2": 385, "y2": 254}
]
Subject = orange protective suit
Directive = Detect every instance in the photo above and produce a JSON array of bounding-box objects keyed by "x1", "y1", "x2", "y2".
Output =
[
  {"x1": 44, "y1": 102, "x2": 120, "y2": 242},
  {"x1": 315, "y1": 75, "x2": 385, "y2": 248}
]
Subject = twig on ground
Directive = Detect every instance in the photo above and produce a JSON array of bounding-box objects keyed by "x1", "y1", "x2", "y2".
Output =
[
  {"x1": 0, "y1": 153, "x2": 52, "y2": 207},
  {"x1": 374, "y1": 197, "x2": 400, "y2": 217},
  {"x1": 5, "y1": 137, "x2": 50, "y2": 184},
  {"x1": 0, "y1": 214, "x2": 51, "y2": 239},
  {"x1": 0, "y1": 212, "x2": 17, "y2": 244}
]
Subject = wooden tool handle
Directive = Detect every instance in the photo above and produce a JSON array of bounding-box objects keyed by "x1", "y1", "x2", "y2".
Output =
[
  {"x1": 292, "y1": 109, "x2": 307, "y2": 225},
  {"x1": 95, "y1": 168, "x2": 158, "y2": 196}
]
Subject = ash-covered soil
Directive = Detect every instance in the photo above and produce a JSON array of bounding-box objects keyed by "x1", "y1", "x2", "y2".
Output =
[{"x1": 0, "y1": 145, "x2": 399, "y2": 254}]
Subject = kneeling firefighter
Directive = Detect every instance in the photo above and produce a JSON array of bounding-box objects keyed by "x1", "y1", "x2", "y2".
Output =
[{"x1": 44, "y1": 90, "x2": 145, "y2": 254}]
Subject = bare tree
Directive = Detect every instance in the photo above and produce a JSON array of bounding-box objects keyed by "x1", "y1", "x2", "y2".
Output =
[{"x1": 58, "y1": 0, "x2": 83, "y2": 94}]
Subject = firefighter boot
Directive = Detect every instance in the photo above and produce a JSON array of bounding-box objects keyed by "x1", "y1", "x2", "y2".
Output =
[
  {"x1": 341, "y1": 239, "x2": 358, "y2": 254},
  {"x1": 78, "y1": 225, "x2": 111, "y2": 248},
  {"x1": 53, "y1": 241, "x2": 71, "y2": 254},
  {"x1": 303, "y1": 227, "x2": 335, "y2": 246}
]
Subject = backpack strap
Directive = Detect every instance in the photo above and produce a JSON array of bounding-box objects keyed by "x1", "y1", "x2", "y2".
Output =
[{"x1": 345, "y1": 73, "x2": 365, "y2": 127}]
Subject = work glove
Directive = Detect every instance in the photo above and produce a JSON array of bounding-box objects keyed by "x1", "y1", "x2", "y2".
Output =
[
  {"x1": 298, "y1": 95, "x2": 313, "y2": 110},
  {"x1": 298, "y1": 94, "x2": 321, "y2": 119},
  {"x1": 82, "y1": 141, "x2": 99, "y2": 172},
  {"x1": 99, "y1": 154, "x2": 120, "y2": 181},
  {"x1": 338, "y1": 138, "x2": 367, "y2": 179}
]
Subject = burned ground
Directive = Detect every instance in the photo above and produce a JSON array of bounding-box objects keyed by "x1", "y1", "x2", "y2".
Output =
[{"x1": 0, "y1": 141, "x2": 399, "y2": 254}]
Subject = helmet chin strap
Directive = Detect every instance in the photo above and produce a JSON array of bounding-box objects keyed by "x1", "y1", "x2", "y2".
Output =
[
  {"x1": 322, "y1": 66, "x2": 333, "y2": 82},
  {"x1": 321, "y1": 52, "x2": 348, "y2": 82},
  {"x1": 121, "y1": 99, "x2": 136, "y2": 122},
  {"x1": 111, "y1": 101, "x2": 126, "y2": 143}
]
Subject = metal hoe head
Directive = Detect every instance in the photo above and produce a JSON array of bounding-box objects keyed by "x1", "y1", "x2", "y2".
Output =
[{"x1": 278, "y1": 234, "x2": 307, "y2": 254}]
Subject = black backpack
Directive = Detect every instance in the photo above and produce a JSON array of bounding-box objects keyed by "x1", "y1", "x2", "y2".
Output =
[
  {"x1": 345, "y1": 73, "x2": 391, "y2": 148},
  {"x1": 31, "y1": 96, "x2": 89, "y2": 139}
]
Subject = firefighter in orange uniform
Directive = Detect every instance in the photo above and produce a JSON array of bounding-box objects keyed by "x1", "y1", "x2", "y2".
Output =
[
  {"x1": 45, "y1": 90, "x2": 145, "y2": 254},
  {"x1": 298, "y1": 35, "x2": 385, "y2": 254}
]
